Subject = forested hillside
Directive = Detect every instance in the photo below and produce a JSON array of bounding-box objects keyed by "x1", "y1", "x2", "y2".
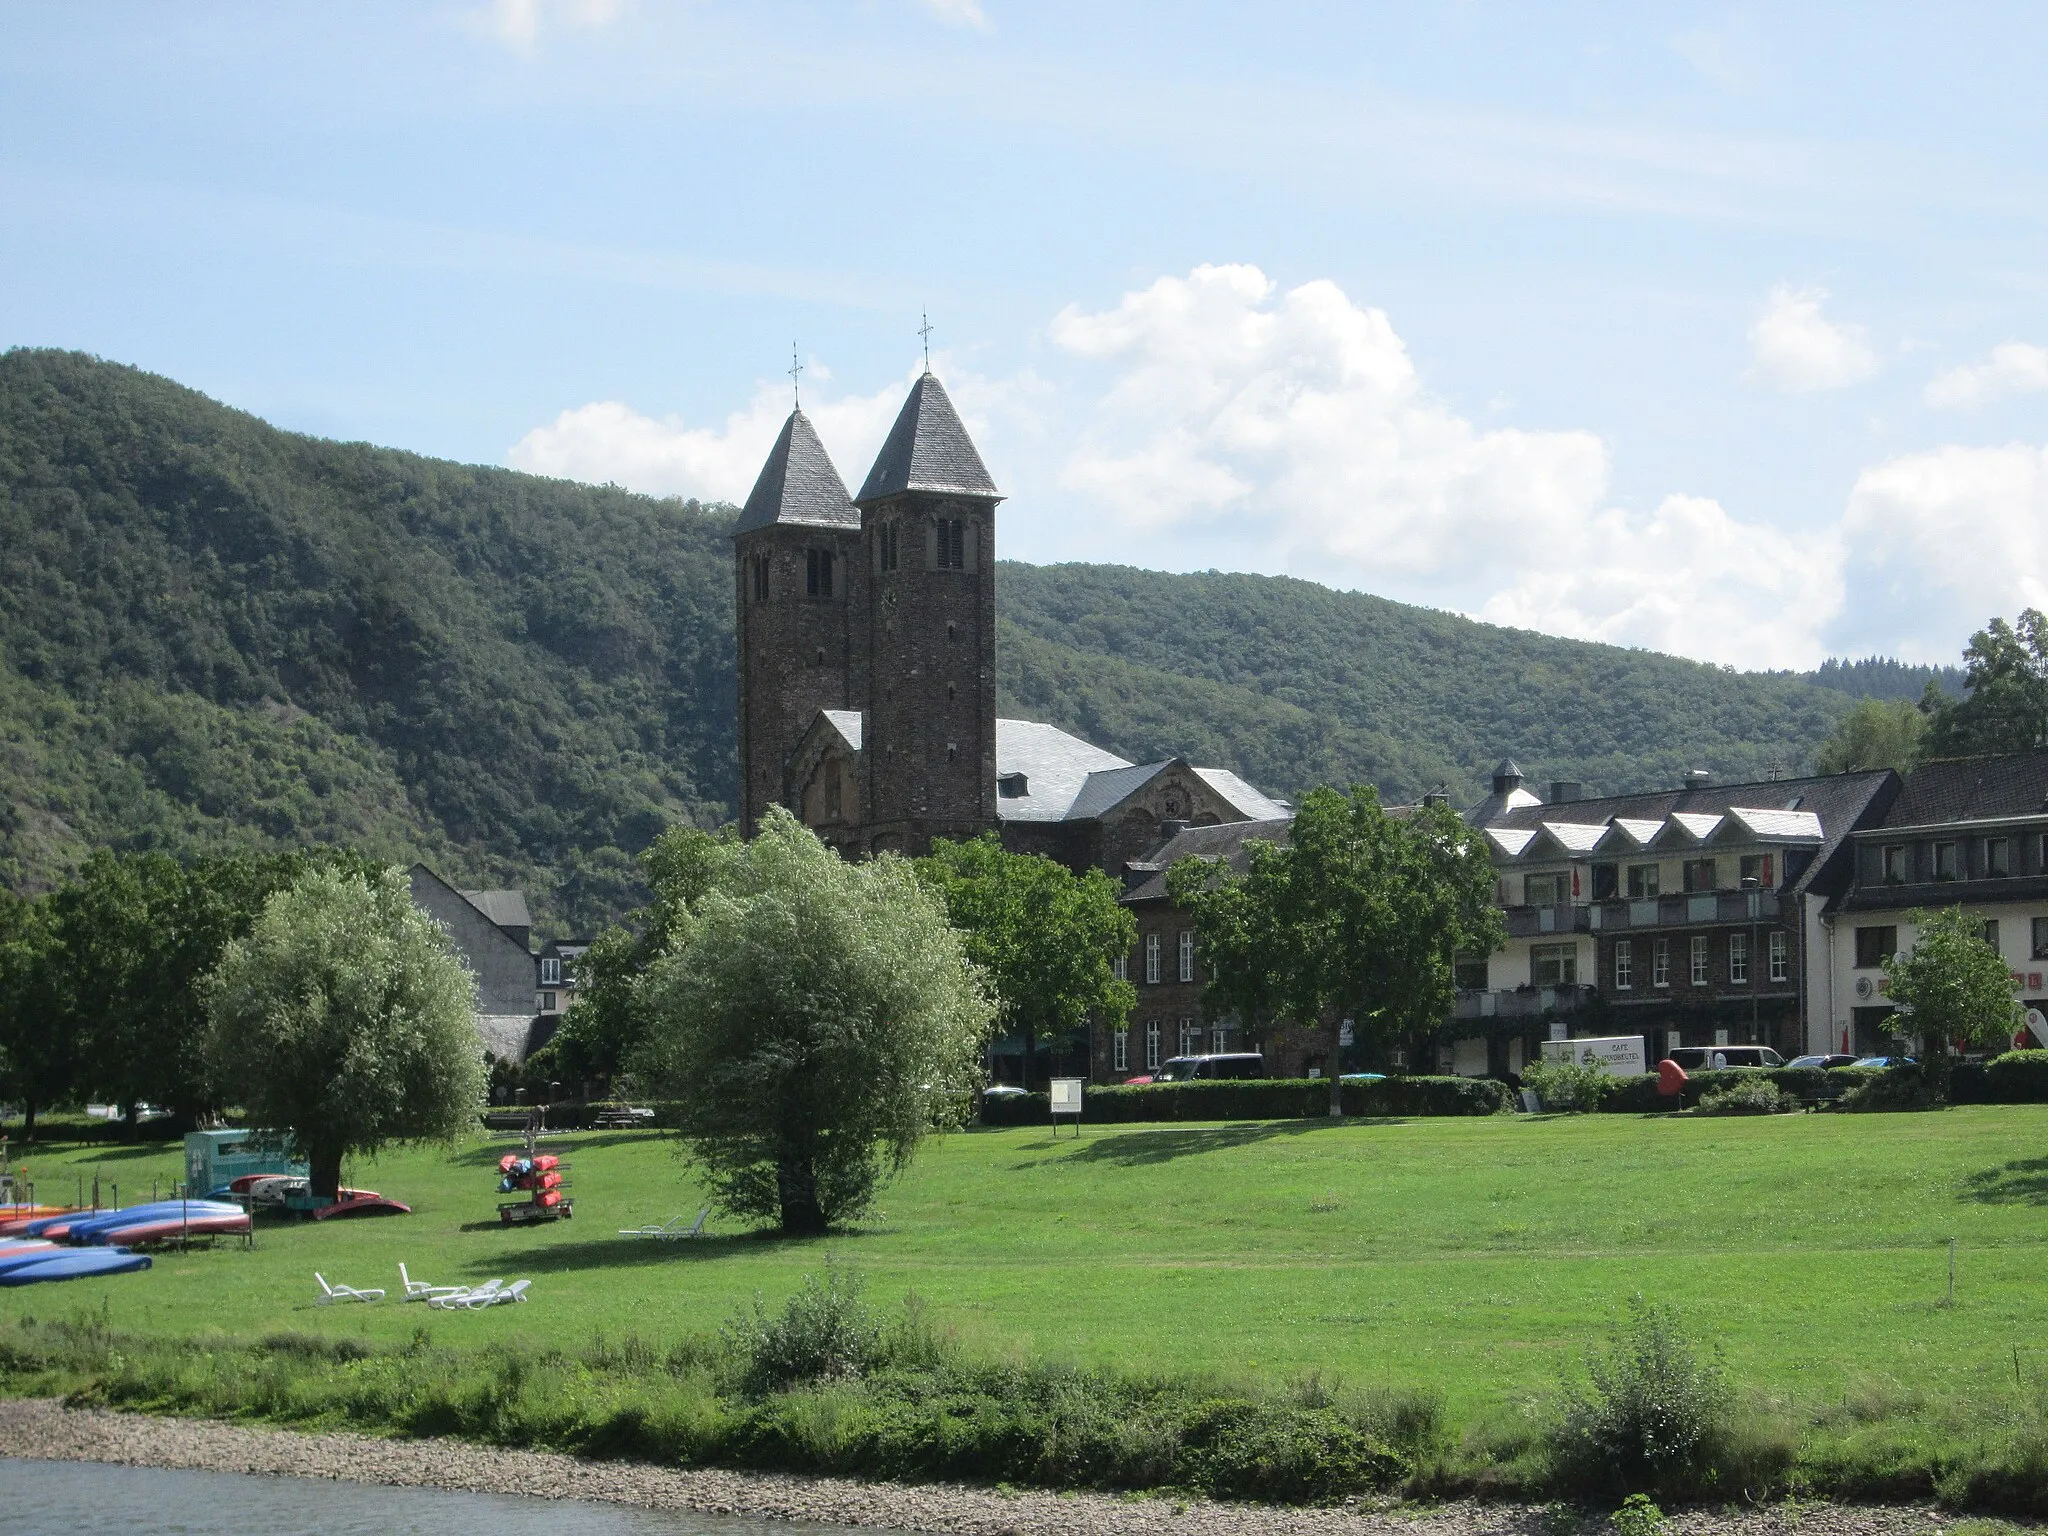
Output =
[{"x1": 0, "y1": 349, "x2": 1937, "y2": 932}]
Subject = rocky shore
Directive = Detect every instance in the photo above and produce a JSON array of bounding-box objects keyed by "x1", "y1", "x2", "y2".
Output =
[{"x1": 0, "y1": 1398, "x2": 1980, "y2": 1536}]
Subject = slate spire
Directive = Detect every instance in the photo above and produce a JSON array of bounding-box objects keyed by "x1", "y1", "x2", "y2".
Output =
[
  {"x1": 855, "y1": 373, "x2": 1001, "y2": 504},
  {"x1": 732, "y1": 409, "x2": 858, "y2": 535}
]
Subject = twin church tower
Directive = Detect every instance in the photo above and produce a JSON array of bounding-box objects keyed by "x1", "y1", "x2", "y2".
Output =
[{"x1": 733, "y1": 371, "x2": 1002, "y2": 856}]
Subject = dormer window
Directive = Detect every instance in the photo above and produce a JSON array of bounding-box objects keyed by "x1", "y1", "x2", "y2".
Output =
[
  {"x1": 1987, "y1": 837, "x2": 2011, "y2": 878},
  {"x1": 540, "y1": 957, "x2": 561, "y2": 986},
  {"x1": 1882, "y1": 844, "x2": 1907, "y2": 884},
  {"x1": 1933, "y1": 841, "x2": 1960, "y2": 881},
  {"x1": 998, "y1": 773, "x2": 1028, "y2": 798}
]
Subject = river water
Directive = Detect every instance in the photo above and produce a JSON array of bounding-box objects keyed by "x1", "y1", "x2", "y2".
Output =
[{"x1": 0, "y1": 1459, "x2": 869, "y2": 1535}]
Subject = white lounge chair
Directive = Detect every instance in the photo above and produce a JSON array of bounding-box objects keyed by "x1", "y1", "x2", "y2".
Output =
[
  {"x1": 314, "y1": 1272, "x2": 384, "y2": 1304},
  {"x1": 398, "y1": 1263, "x2": 467, "y2": 1304},
  {"x1": 621, "y1": 1208, "x2": 707, "y2": 1240},
  {"x1": 460, "y1": 1278, "x2": 531, "y2": 1309},
  {"x1": 429, "y1": 1277, "x2": 503, "y2": 1310}
]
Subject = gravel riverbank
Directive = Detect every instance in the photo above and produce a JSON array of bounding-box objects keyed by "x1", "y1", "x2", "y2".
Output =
[{"x1": 0, "y1": 1398, "x2": 1983, "y2": 1536}]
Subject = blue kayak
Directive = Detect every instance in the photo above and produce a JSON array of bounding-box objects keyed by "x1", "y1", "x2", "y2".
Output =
[
  {"x1": 0, "y1": 1248, "x2": 151, "y2": 1286},
  {"x1": 43, "y1": 1200, "x2": 244, "y2": 1243}
]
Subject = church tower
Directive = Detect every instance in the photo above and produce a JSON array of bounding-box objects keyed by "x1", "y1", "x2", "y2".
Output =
[
  {"x1": 853, "y1": 372, "x2": 1002, "y2": 855},
  {"x1": 731, "y1": 409, "x2": 863, "y2": 838}
]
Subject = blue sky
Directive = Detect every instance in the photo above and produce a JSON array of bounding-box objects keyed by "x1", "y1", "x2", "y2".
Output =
[{"x1": 6, "y1": 2, "x2": 2047, "y2": 670}]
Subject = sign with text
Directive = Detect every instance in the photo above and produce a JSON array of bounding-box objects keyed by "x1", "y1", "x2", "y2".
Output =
[
  {"x1": 1539, "y1": 1035, "x2": 1647, "y2": 1077},
  {"x1": 1049, "y1": 1078, "x2": 1084, "y2": 1116}
]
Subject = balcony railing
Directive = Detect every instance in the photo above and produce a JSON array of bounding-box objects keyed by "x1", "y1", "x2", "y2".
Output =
[
  {"x1": 1587, "y1": 889, "x2": 1778, "y2": 930},
  {"x1": 1503, "y1": 903, "x2": 1592, "y2": 937},
  {"x1": 1451, "y1": 983, "x2": 1597, "y2": 1021}
]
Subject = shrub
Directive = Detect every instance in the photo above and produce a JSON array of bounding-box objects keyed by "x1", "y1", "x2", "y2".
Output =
[
  {"x1": 723, "y1": 1265, "x2": 883, "y2": 1396},
  {"x1": 1954, "y1": 1049, "x2": 2048, "y2": 1105},
  {"x1": 1695, "y1": 1077, "x2": 1784, "y2": 1115},
  {"x1": 1841, "y1": 1065, "x2": 1934, "y2": 1113},
  {"x1": 1521, "y1": 1057, "x2": 1611, "y2": 1113},
  {"x1": 1612, "y1": 1492, "x2": 1666, "y2": 1536},
  {"x1": 1552, "y1": 1296, "x2": 1732, "y2": 1497},
  {"x1": 978, "y1": 1075, "x2": 1513, "y2": 1127}
]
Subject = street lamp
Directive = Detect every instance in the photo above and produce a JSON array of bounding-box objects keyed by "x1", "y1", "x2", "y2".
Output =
[{"x1": 1740, "y1": 876, "x2": 1761, "y2": 1044}]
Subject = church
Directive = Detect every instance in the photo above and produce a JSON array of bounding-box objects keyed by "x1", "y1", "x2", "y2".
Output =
[{"x1": 732, "y1": 369, "x2": 1301, "y2": 1078}]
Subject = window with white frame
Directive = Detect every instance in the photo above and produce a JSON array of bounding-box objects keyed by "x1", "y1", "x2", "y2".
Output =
[
  {"x1": 1653, "y1": 937, "x2": 1670, "y2": 987},
  {"x1": 1145, "y1": 932, "x2": 1161, "y2": 984},
  {"x1": 540, "y1": 957, "x2": 561, "y2": 986},
  {"x1": 1113, "y1": 1030, "x2": 1129, "y2": 1072},
  {"x1": 1768, "y1": 930, "x2": 1788, "y2": 982},
  {"x1": 1145, "y1": 1020, "x2": 1161, "y2": 1069},
  {"x1": 1531, "y1": 943, "x2": 1577, "y2": 986},
  {"x1": 1179, "y1": 1017, "x2": 1198, "y2": 1056},
  {"x1": 1690, "y1": 935, "x2": 1709, "y2": 986},
  {"x1": 1178, "y1": 930, "x2": 1194, "y2": 982},
  {"x1": 1211, "y1": 1020, "x2": 1227, "y2": 1054},
  {"x1": 1112, "y1": 953, "x2": 1128, "y2": 982},
  {"x1": 1728, "y1": 931, "x2": 1749, "y2": 983},
  {"x1": 1613, "y1": 939, "x2": 1634, "y2": 990}
]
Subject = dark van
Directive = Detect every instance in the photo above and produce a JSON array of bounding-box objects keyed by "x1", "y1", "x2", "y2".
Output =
[{"x1": 1151, "y1": 1053, "x2": 1267, "y2": 1082}]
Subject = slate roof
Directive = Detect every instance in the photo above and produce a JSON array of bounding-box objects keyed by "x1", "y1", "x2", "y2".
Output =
[
  {"x1": 1122, "y1": 819, "x2": 1294, "y2": 903},
  {"x1": 855, "y1": 373, "x2": 1001, "y2": 503},
  {"x1": 993, "y1": 719, "x2": 1133, "y2": 822},
  {"x1": 460, "y1": 888, "x2": 533, "y2": 932},
  {"x1": 1191, "y1": 767, "x2": 1293, "y2": 822},
  {"x1": 1878, "y1": 751, "x2": 2048, "y2": 828},
  {"x1": 732, "y1": 410, "x2": 859, "y2": 535},
  {"x1": 1474, "y1": 769, "x2": 1898, "y2": 898},
  {"x1": 819, "y1": 709, "x2": 865, "y2": 752}
]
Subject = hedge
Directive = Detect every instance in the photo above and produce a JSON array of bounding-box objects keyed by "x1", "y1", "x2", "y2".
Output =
[
  {"x1": 1591, "y1": 1066, "x2": 1870, "y2": 1113},
  {"x1": 978, "y1": 1075, "x2": 1514, "y2": 1127},
  {"x1": 1952, "y1": 1050, "x2": 2048, "y2": 1104}
]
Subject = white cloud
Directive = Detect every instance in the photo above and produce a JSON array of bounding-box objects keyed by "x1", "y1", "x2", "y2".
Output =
[
  {"x1": 474, "y1": 0, "x2": 625, "y2": 52},
  {"x1": 1746, "y1": 284, "x2": 1878, "y2": 393},
  {"x1": 1923, "y1": 342, "x2": 2048, "y2": 409},
  {"x1": 1843, "y1": 443, "x2": 2048, "y2": 653},
  {"x1": 1049, "y1": 264, "x2": 1838, "y2": 668},
  {"x1": 920, "y1": 0, "x2": 989, "y2": 27},
  {"x1": 508, "y1": 371, "x2": 912, "y2": 503}
]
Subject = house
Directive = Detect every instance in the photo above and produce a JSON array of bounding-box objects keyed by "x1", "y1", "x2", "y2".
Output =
[
  {"x1": 1459, "y1": 762, "x2": 1899, "y2": 1074},
  {"x1": 536, "y1": 937, "x2": 591, "y2": 1023},
  {"x1": 406, "y1": 864, "x2": 547, "y2": 1062},
  {"x1": 1822, "y1": 750, "x2": 2048, "y2": 1055}
]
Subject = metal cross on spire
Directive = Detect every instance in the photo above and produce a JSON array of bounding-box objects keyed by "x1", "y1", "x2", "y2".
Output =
[
  {"x1": 789, "y1": 343, "x2": 803, "y2": 409},
  {"x1": 918, "y1": 311, "x2": 934, "y2": 374}
]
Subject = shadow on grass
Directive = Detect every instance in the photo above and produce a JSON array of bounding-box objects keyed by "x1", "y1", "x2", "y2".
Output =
[
  {"x1": 449, "y1": 1130, "x2": 674, "y2": 1168},
  {"x1": 452, "y1": 1228, "x2": 865, "y2": 1277},
  {"x1": 1036, "y1": 1117, "x2": 1411, "y2": 1168},
  {"x1": 1960, "y1": 1156, "x2": 2048, "y2": 1205}
]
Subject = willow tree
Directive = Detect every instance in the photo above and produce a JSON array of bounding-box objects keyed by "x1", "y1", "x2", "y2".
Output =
[
  {"x1": 205, "y1": 864, "x2": 485, "y2": 1198},
  {"x1": 636, "y1": 809, "x2": 992, "y2": 1235}
]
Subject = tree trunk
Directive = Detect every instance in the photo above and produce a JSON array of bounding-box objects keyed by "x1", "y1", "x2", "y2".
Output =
[
  {"x1": 1925, "y1": 1039, "x2": 1953, "y2": 1104},
  {"x1": 1022, "y1": 1023, "x2": 1038, "y2": 1091},
  {"x1": 309, "y1": 1143, "x2": 344, "y2": 1201},
  {"x1": 1328, "y1": 1015, "x2": 1345, "y2": 1118},
  {"x1": 21, "y1": 1097, "x2": 35, "y2": 1142},
  {"x1": 777, "y1": 1157, "x2": 827, "y2": 1236}
]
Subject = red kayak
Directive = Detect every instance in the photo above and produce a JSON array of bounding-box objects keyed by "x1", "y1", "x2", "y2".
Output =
[{"x1": 88, "y1": 1212, "x2": 252, "y2": 1246}]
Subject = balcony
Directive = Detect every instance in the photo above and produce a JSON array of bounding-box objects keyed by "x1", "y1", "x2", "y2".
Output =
[
  {"x1": 1452, "y1": 983, "x2": 1597, "y2": 1021},
  {"x1": 1504, "y1": 903, "x2": 1593, "y2": 937},
  {"x1": 1586, "y1": 889, "x2": 1778, "y2": 931}
]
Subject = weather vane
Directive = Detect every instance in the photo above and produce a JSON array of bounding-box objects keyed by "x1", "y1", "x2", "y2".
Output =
[
  {"x1": 919, "y1": 311, "x2": 934, "y2": 373},
  {"x1": 790, "y1": 343, "x2": 803, "y2": 409}
]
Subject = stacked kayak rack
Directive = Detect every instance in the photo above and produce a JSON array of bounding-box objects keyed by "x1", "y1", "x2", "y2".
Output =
[{"x1": 496, "y1": 1153, "x2": 572, "y2": 1225}]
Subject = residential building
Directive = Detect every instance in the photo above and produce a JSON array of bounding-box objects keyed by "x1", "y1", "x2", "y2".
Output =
[
  {"x1": 536, "y1": 937, "x2": 592, "y2": 1023},
  {"x1": 407, "y1": 864, "x2": 547, "y2": 1062},
  {"x1": 1822, "y1": 751, "x2": 2048, "y2": 1055},
  {"x1": 1459, "y1": 762, "x2": 1899, "y2": 1073}
]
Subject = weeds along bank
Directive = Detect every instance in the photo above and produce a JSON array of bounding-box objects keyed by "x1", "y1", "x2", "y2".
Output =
[{"x1": 5, "y1": 1277, "x2": 2048, "y2": 1515}]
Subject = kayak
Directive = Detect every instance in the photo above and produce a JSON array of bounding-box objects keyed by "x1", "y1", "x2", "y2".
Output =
[
  {"x1": 0, "y1": 1207, "x2": 79, "y2": 1237},
  {"x1": 41, "y1": 1200, "x2": 247, "y2": 1243},
  {"x1": 0, "y1": 1248, "x2": 151, "y2": 1286},
  {"x1": 90, "y1": 1211, "x2": 250, "y2": 1246},
  {"x1": 0, "y1": 1239, "x2": 59, "y2": 1259}
]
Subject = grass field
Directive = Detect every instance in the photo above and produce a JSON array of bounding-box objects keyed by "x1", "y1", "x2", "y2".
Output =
[{"x1": 6, "y1": 1105, "x2": 2047, "y2": 1422}]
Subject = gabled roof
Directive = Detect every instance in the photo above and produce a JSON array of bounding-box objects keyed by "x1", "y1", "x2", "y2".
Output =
[
  {"x1": 1668, "y1": 811, "x2": 1725, "y2": 842},
  {"x1": 1121, "y1": 819, "x2": 1294, "y2": 903},
  {"x1": 855, "y1": 373, "x2": 1001, "y2": 503},
  {"x1": 1726, "y1": 806, "x2": 1824, "y2": 840},
  {"x1": 733, "y1": 410, "x2": 859, "y2": 535},
  {"x1": 1192, "y1": 767, "x2": 1292, "y2": 822},
  {"x1": 1880, "y1": 751, "x2": 2048, "y2": 828},
  {"x1": 993, "y1": 719, "x2": 1133, "y2": 822},
  {"x1": 1609, "y1": 817, "x2": 1666, "y2": 846},
  {"x1": 1536, "y1": 821, "x2": 1608, "y2": 854},
  {"x1": 1487, "y1": 827, "x2": 1539, "y2": 857},
  {"x1": 459, "y1": 888, "x2": 533, "y2": 931}
]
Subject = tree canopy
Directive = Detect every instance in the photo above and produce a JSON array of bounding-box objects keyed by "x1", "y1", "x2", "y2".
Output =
[
  {"x1": 1170, "y1": 787, "x2": 1504, "y2": 1111},
  {"x1": 915, "y1": 834, "x2": 1135, "y2": 1088},
  {"x1": 1882, "y1": 905, "x2": 2022, "y2": 1098},
  {"x1": 204, "y1": 863, "x2": 486, "y2": 1197},
  {"x1": 1922, "y1": 610, "x2": 2048, "y2": 758},
  {"x1": 635, "y1": 810, "x2": 992, "y2": 1235},
  {"x1": 1815, "y1": 697, "x2": 1927, "y2": 776}
]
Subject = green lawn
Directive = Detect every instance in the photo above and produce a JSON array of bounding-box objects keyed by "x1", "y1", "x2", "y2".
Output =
[{"x1": 6, "y1": 1107, "x2": 2047, "y2": 1417}]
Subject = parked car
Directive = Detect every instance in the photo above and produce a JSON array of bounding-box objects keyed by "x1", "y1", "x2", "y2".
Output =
[
  {"x1": 1785, "y1": 1054, "x2": 1859, "y2": 1070},
  {"x1": 1850, "y1": 1055, "x2": 1916, "y2": 1069},
  {"x1": 1149, "y1": 1053, "x2": 1267, "y2": 1082},
  {"x1": 981, "y1": 1084, "x2": 1028, "y2": 1099},
  {"x1": 1662, "y1": 1045, "x2": 1785, "y2": 1071}
]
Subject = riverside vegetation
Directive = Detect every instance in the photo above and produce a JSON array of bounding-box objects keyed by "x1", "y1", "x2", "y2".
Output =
[{"x1": 4, "y1": 1109, "x2": 2048, "y2": 1511}]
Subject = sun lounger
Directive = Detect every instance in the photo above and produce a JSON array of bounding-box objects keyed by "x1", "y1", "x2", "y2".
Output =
[
  {"x1": 398, "y1": 1263, "x2": 467, "y2": 1303},
  {"x1": 459, "y1": 1277, "x2": 530, "y2": 1309},
  {"x1": 620, "y1": 1208, "x2": 707, "y2": 1240},
  {"x1": 428, "y1": 1277, "x2": 503, "y2": 1310},
  {"x1": 314, "y1": 1272, "x2": 384, "y2": 1304}
]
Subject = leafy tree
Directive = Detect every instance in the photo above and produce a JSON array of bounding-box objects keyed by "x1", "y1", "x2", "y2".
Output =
[
  {"x1": 0, "y1": 892, "x2": 75, "y2": 1139},
  {"x1": 1170, "y1": 787, "x2": 1504, "y2": 1115},
  {"x1": 635, "y1": 808, "x2": 992, "y2": 1235},
  {"x1": 916, "y1": 834, "x2": 1135, "y2": 1088},
  {"x1": 204, "y1": 864, "x2": 486, "y2": 1198},
  {"x1": 1882, "y1": 904, "x2": 2022, "y2": 1100},
  {"x1": 1922, "y1": 610, "x2": 2048, "y2": 757},
  {"x1": 1814, "y1": 697, "x2": 1926, "y2": 776}
]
